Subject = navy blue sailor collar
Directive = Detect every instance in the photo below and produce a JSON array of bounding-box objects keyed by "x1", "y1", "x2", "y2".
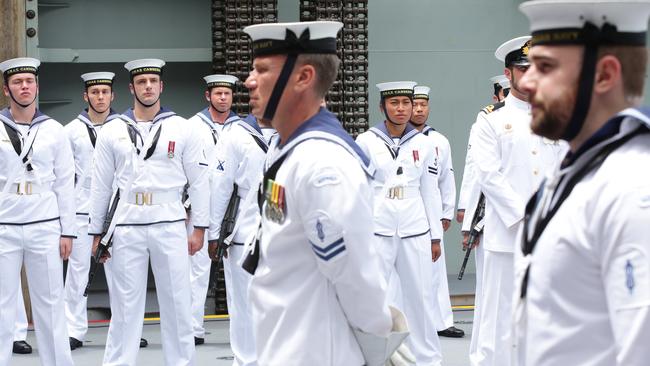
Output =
[
  {"x1": 270, "y1": 107, "x2": 375, "y2": 178},
  {"x1": 421, "y1": 124, "x2": 435, "y2": 136},
  {"x1": 0, "y1": 107, "x2": 51, "y2": 132},
  {"x1": 239, "y1": 114, "x2": 263, "y2": 135},
  {"x1": 369, "y1": 120, "x2": 419, "y2": 147},
  {"x1": 121, "y1": 106, "x2": 176, "y2": 125},
  {"x1": 561, "y1": 107, "x2": 650, "y2": 169},
  {"x1": 78, "y1": 108, "x2": 120, "y2": 128}
]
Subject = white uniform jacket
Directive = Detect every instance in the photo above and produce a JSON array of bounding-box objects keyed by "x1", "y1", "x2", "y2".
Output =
[
  {"x1": 356, "y1": 122, "x2": 443, "y2": 241},
  {"x1": 422, "y1": 125, "x2": 456, "y2": 220},
  {"x1": 0, "y1": 108, "x2": 75, "y2": 236},
  {"x1": 187, "y1": 108, "x2": 239, "y2": 156},
  {"x1": 469, "y1": 95, "x2": 564, "y2": 252},
  {"x1": 64, "y1": 109, "x2": 120, "y2": 215},
  {"x1": 458, "y1": 122, "x2": 480, "y2": 218},
  {"x1": 250, "y1": 108, "x2": 392, "y2": 366},
  {"x1": 518, "y1": 108, "x2": 650, "y2": 366},
  {"x1": 88, "y1": 107, "x2": 209, "y2": 234},
  {"x1": 208, "y1": 115, "x2": 270, "y2": 244}
]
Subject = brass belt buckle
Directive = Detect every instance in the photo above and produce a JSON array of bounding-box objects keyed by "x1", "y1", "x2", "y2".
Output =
[
  {"x1": 135, "y1": 192, "x2": 153, "y2": 205},
  {"x1": 16, "y1": 182, "x2": 33, "y2": 195}
]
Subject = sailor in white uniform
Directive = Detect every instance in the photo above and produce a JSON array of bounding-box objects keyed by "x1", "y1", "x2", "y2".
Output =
[
  {"x1": 356, "y1": 81, "x2": 443, "y2": 365},
  {"x1": 207, "y1": 110, "x2": 273, "y2": 366},
  {"x1": 89, "y1": 59, "x2": 209, "y2": 366},
  {"x1": 515, "y1": 1, "x2": 650, "y2": 365},
  {"x1": 458, "y1": 75, "x2": 512, "y2": 365},
  {"x1": 0, "y1": 57, "x2": 75, "y2": 366},
  {"x1": 410, "y1": 85, "x2": 463, "y2": 339},
  {"x1": 186, "y1": 73, "x2": 240, "y2": 346},
  {"x1": 63, "y1": 71, "x2": 120, "y2": 351},
  {"x1": 241, "y1": 21, "x2": 414, "y2": 366},
  {"x1": 467, "y1": 36, "x2": 565, "y2": 366}
]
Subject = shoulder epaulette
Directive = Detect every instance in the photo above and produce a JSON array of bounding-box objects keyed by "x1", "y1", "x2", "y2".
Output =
[{"x1": 480, "y1": 101, "x2": 505, "y2": 115}]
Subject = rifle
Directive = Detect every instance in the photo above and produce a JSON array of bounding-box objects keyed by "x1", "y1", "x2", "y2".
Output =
[
  {"x1": 458, "y1": 193, "x2": 485, "y2": 280},
  {"x1": 208, "y1": 184, "x2": 241, "y2": 294},
  {"x1": 84, "y1": 191, "x2": 120, "y2": 297}
]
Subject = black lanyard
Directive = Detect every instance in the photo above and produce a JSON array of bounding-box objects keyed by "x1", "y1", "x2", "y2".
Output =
[{"x1": 520, "y1": 126, "x2": 648, "y2": 298}]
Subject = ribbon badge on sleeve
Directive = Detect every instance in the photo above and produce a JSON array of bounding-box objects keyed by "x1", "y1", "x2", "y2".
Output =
[
  {"x1": 167, "y1": 141, "x2": 175, "y2": 158},
  {"x1": 265, "y1": 179, "x2": 286, "y2": 224}
]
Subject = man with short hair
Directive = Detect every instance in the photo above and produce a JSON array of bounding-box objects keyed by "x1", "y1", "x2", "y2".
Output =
[
  {"x1": 241, "y1": 21, "x2": 412, "y2": 365},
  {"x1": 89, "y1": 58, "x2": 209, "y2": 365},
  {"x1": 356, "y1": 81, "x2": 443, "y2": 365},
  {"x1": 467, "y1": 36, "x2": 565, "y2": 366},
  {"x1": 186, "y1": 74, "x2": 240, "y2": 346},
  {"x1": 411, "y1": 85, "x2": 464, "y2": 339},
  {"x1": 63, "y1": 71, "x2": 120, "y2": 351},
  {"x1": 515, "y1": 1, "x2": 650, "y2": 364},
  {"x1": 0, "y1": 57, "x2": 75, "y2": 366},
  {"x1": 206, "y1": 77, "x2": 274, "y2": 365}
]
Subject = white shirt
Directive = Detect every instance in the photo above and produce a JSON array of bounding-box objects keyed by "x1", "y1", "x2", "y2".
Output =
[
  {"x1": 64, "y1": 110, "x2": 118, "y2": 216},
  {"x1": 422, "y1": 125, "x2": 456, "y2": 221},
  {"x1": 0, "y1": 108, "x2": 75, "y2": 236},
  {"x1": 89, "y1": 108, "x2": 209, "y2": 233},
  {"x1": 468, "y1": 94, "x2": 565, "y2": 252},
  {"x1": 518, "y1": 109, "x2": 650, "y2": 365},
  {"x1": 250, "y1": 109, "x2": 392, "y2": 366},
  {"x1": 208, "y1": 117, "x2": 272, "y2": 244},
  {"x1": 356, "y1": 122, "x2": 443, "y2": 240}
]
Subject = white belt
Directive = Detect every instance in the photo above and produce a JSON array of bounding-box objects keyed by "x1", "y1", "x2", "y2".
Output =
[
  {"x1": 124, "y1": 190, "x2": 180, "y2": 206},
  {"x1": 10, "y1": 182, "x2": 50, "y2": 195},
  {"x1": 377, "y1": 186, "x2": 420, "y2": 200}
]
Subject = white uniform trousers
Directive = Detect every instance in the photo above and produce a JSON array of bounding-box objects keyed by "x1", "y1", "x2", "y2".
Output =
[
  {"x1": 102, "y1": 221, "x2": 195, "y2": 366},
  {"x1": 223, "y1": 244, "x2": 256, "y2": 366},
  {"x1": 0, "y1": 220, "x2": 74, "y2": 366},
  {"x1": 474, "y1": 249, "x2": 512, "y2": 366},
  {"x1": 377, "y1": 235, "x2": 443, "y2": 366},
  {"x1": 469, "y1": 242, "x2": 485, "y2": 366},
  {"x1": 64, "y1": 215, "x2": 92, "y2": 341},
  {"x1": 187, "y1": 220, "x2": 211, "y2": 339},
  {"x1": 14, "y1": 276, "x2": 28, "y2": 341},
  {"x1": 431, "y1": 239, "x2": 454, "y2": 331}
]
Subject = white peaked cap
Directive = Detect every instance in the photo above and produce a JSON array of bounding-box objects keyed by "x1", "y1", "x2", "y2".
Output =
[
  {"x1": 490, "y1": 75, "x2": 511, "y2": 89},
  {"x1": 495, "y1": 36, "x2": 532, "y2": 63}
]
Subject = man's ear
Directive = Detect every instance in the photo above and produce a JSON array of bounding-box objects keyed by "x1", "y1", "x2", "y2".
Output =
[
  {"x1": 205, "y1": 90, "x2": 211, "y2": 103},
  {"x1": 160, "y1": 80, "x2": 164, "y2": 94},
  {"x1": 3, "y1": 85, "x2": 9, "y2": 97},
  {"x1": 129, "y1": 83, "x2": 134, "y2": 95},
  {"x1": 294, "y1": 63, "x2": 316, "y2": 93},
  {"x1": 593, "y1": 54, "x2": 622, "y2": 96},
  {"x1": 83, "y1": 92, "x2": 89, "y2": 103}
]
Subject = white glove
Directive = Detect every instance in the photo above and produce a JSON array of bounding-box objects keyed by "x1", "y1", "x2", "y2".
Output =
[{"x1": 386, "y1": 343, "x2": 416, "y2": 366}]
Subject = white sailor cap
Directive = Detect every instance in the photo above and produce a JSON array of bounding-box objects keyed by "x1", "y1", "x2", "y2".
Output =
[
  {"x1": 489, "y1": 75, "x2": 511, "y2": 89},
  {"x1": 81, "y1": 72, "x2": 115, "y2": 88},
  {"x1": 243, "y1": 21, "x2": 342, "y2": 57},
  {"x1": 124, "y1": 58, "x2": 165, "y2": 79},
  {"x1": 0, "y1": 57, "x2": 40, "y2": 80},
  {"x1": 376, "y1": 81, "x2": 417, "y2": 99},
  {"x1": 413, "y1": 86, "x2": 430, "y2": 100},
  {"x1": 495, "y1": 36, "x2": 532, "y2": 67},
  {"x1": 203, "y1": 74, "x2": 238, "y2": 90},
  {"x1": 520, "y1": 0, "x2": 650, "y2": 47}
]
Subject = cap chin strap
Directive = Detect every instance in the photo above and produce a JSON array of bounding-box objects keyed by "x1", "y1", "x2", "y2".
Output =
[
  {"x1": 7, "y1": 88, "x2": 36, "y2": 109},
  {"x1": 381, "y1": 98, "x2": 413, "y2": 127},
  {"x1": 134, "y1": 93, "x2": 159, "y2": 108},
  {"x1": 562, "y1": 22, "x2": 608, "y2": 141},
  {"x1": 88, "y1": 100, "x2": 108, "y2": 115},
  {"x1": 262, "y1": 53, "x2": 299, "y2": 122}
]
